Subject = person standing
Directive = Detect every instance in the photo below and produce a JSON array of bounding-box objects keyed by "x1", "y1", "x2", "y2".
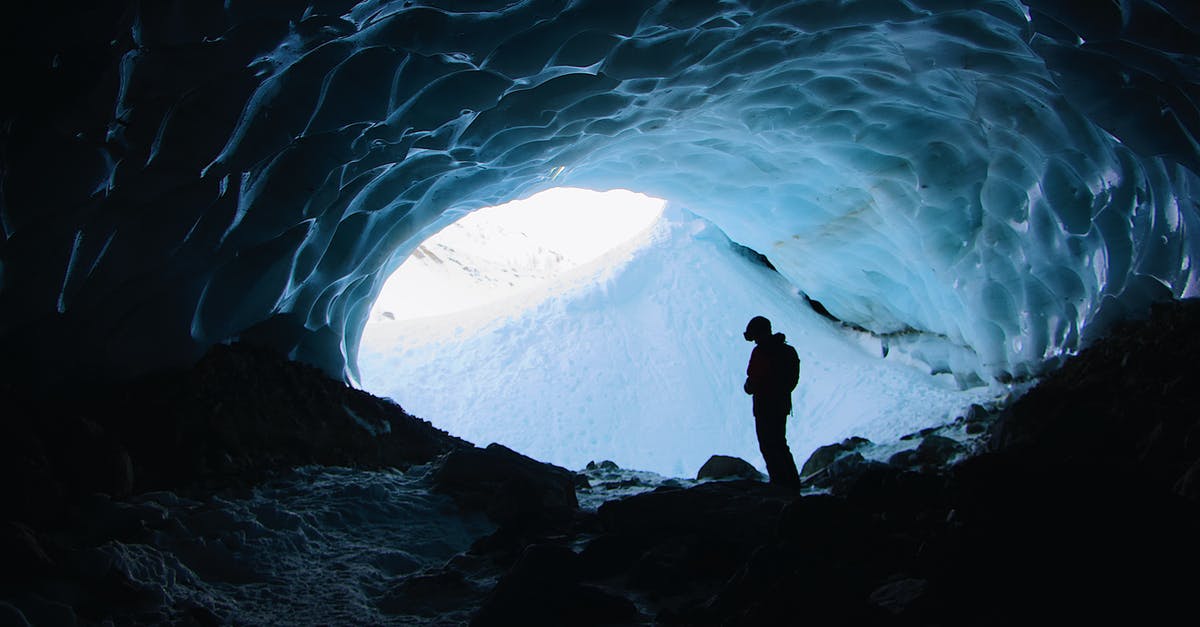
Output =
[{"x1": 743, "y1": 315, "x2": 801, "y2": 488}]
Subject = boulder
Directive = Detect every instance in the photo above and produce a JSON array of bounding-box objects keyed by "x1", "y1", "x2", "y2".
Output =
[
  {"x1": 432, "y1": 443, "x2": 580, "y2": 526},
  {"x1": 697, "y1": 455, "x2": 763, "y2": 481},
  {"x1": 598, "y1": 480, "x2": 789, "y2": 544},
  {"x1": 800, "y1": 436, "x2": 871, "y2": 480}
]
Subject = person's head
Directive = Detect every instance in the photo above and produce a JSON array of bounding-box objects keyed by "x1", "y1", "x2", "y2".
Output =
[{"x1": 744, "y1": 316, "x2": 772, "y2": 342}]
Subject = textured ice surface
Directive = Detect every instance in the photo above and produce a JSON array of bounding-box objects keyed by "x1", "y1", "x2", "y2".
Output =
[
  {"x1": 2, "y1": 1, "x2": 1198, "y2": 388},
  {"x1": 360, "y1": 206, "x2": 1002, "y2": 476},
  {"x1": 94, "y1": 466, "x2": 494, "y2": 625}
]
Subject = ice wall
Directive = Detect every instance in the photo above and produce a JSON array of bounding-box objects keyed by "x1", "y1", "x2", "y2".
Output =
[{"x1": 2, "y1": 0, "x2": 1199, "y2": 388}]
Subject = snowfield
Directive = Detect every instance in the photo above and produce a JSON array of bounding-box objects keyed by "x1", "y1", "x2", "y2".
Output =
[{"x1": 359, "y1": 190, "x2": 1004, "y2": 477}]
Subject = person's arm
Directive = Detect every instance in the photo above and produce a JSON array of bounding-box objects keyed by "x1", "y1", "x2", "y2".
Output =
[{"x1": 744, "y1": 347, "x2": 765, "y2": 395}]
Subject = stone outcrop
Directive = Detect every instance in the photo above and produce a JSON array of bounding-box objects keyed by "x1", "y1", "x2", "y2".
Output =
[
  {"x1": 696, "y1": 455, "x2": 763, "y2": 481},
  {"x1": 432, "y1": 443, "x2": 580, "y2": 528}
]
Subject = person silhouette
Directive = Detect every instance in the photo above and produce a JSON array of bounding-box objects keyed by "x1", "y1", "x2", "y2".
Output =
[{"x1": 743, "y1": 316, "x2": 801, "y2": 488}]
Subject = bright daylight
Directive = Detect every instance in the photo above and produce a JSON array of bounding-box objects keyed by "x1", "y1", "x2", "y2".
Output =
[{"x1": 358, "y1": 187, "x2": 1000, "y2": 477}]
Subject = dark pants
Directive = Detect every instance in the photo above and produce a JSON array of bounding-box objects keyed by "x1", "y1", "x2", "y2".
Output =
[{"x1": 755, "y1": 409, "x2": 800, "y2": 487}]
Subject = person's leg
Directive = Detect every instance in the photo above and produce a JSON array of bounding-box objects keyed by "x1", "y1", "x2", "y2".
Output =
[{"x1": 755, "y1": 412, "x2": 800, "y2": 487}]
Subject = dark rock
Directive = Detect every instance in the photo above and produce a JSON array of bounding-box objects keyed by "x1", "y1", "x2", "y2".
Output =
[
  {"x1": 696, "y1": 454, "x2": 763, "y2": 481},
  {"x1": 598, "y1": 480, "x2": 789, "y2": 543},
  {"x1": 379, "y1": 568, "x2": 486, "y2": 618},
  {"x1": 900, "y1": 427, "x2": 939, "y2": 441},
  {"x1": 799, "y1": 436, "x2": 871, "y2": 482},
  {"x1": 803, "y1": 450, "x2": 892, "y2": 494},
  {"x1": 964, "y1": 403, "x2": 991, "y2": 423},
  {"x1": 432, "y1": 443, "x2": 579, "y2": 527},
  {"x1": 919, "y1": 435, "x2": 964, "y2": 460},
  {"x1": 990, "y1": 299, "x2": 1200, "y2": 490},
  {"x1": 626, "y1": 535, "x2": 706, "y2": 597},
  {"x1": 845, "y1": 466, "x2": 947, "y2": 518},
  {"x1": 868, "y1": 577, "x2": 929, "y2": 615},
  {"x1": 887, "y1": 449, "x2": 921, "y2": 468},
  {"x1": 578, "y1": 533, "x2": 648, "y2": 580},
  {"x1": 472, "y1": 544, "x2": 639, "y2": 627},
  {"x1": 0, "y1": 602, "x2": 31, "y2": 627},
  {"x1": 1175, "y1": 459, "x2": 1200, "y2": 500},
  {"x1": 0, "y1": 522, "x2": 55, "y2": 583},
  {"x1": 889, "y1": 434, "x2": 967, "y2": 470},
  {"x1": 775, "y1": 494, "x2": 865, "y2": 543},
  {"x1": 1, "y1": 342, "x2": 472, "y2": 530}
]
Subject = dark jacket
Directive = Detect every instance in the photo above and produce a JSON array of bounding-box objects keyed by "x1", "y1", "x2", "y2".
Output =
[{"x1": 744, "y1": 332, "x2": 794, "y2": 417}]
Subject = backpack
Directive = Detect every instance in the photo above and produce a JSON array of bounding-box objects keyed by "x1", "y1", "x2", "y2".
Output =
[{"x1": 774, "y1": 342, "x2": 800, "y2": 392}]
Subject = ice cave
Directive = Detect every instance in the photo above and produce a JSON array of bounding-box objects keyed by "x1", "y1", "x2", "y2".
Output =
[{"x1": 3, "y1": 0, "x2": 1200, "y2": 624}]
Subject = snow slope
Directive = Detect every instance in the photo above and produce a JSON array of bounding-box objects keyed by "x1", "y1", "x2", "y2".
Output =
[{"x1": 359, "y1": 206, "x2": 1005, "y2": 477}]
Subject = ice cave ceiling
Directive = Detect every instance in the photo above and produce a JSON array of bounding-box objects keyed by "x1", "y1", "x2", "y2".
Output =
[{"x1": 1, "y1": 0, "x2": 1199, "y2": 387}]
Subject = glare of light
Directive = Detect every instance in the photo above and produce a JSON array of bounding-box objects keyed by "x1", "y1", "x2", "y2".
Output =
[{"x1": 368, "y1": 187, "x2": 666, "y2": 322}]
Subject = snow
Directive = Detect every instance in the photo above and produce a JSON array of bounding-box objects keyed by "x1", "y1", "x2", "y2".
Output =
[
  {"x1": 368, "y1": 188, "x2": 664, "y2": 322},
  {"x1": 359, "y1": 195, "x2": 1004, "y2": 477}
]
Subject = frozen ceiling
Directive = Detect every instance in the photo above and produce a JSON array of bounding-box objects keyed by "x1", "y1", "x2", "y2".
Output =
[{"x1": 2, "y1": 0, "x2": 1198, "y2": 387}]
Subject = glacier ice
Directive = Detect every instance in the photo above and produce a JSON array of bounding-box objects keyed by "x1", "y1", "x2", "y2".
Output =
[{"x1": 1, "y1": 0, "x2": 1198, "y2": 395}]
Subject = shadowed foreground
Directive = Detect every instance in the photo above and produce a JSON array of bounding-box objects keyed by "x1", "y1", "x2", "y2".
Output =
[{"x1": 3, "y1": 300, "x2": 1199, "y2": 625}]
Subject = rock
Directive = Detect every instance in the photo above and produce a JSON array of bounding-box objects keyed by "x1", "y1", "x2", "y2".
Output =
[
  {"x1": 598, "y1": 480, "x2": 789, "y2": 543},
  {"x1": 888, "y1": 435, "x2": 966, "y2": 470},
  {"x1": 801, "y1": 443, "x2": 890, "y2": 492},
  {"x1": 887, "y1": 449, "x2": 921, "y2": 468},
  {"x1": 962, "y1": 404, "x2": 995, "y2": 435},
  {"x1": 800, "y1": 436, "x2": 871, "y2": 481},
  {"x1": 625, "y1": 535, "x2": 711, "y2": 597},
  {"x1": 697, "y1": 455, "x2": 763, "y2": 481},
  {"x1": 869, "y1": 577, "x2": 929, "y2": 615},
  {"x1": 0, "y1": 602, "x2": 32, "y2": 627},
  {"x1": 379, "y1": 568, "x2": 485, "y2": 618},
  {"x1": 0, "y1": 522, "x2": 55, "y2": 583},
  {"x1": 432, "y1": 443, "x2": 579, "y2": 526},
  {"x1": 1174, "y1": 458, "x2": 1200, "y2": 500},
  {"x1": 472, "y1": 544, "x2": 638, "y2": 627},
  {"x1": 964, "y1": 403, "x2": 991, "y2": 424},
  {"x1": 578, "y1": 533, "x2": 647, "y2": 580},
  {"x1": 918, "y1": 435, "x2": 965, "y2": 464}
]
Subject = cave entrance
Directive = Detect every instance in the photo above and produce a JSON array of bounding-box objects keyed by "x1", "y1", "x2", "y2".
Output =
[{"x1": 357, "y1": 187, "x2": 999, "y2": 478}]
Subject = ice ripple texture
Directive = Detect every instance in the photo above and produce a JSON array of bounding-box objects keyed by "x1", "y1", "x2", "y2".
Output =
[{"x1": 2, "y1": 0, "x2": 1198, "y2": 384}]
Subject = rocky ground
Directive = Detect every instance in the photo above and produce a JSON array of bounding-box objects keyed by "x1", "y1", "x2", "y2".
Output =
[{"x1": 3, "y1": 299, "x2": 1200, "y2": 625}]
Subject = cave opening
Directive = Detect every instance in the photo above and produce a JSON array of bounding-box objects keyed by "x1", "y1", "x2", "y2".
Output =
[{"x1": 356, "y1": 188, "x2": 1002, "y2": 477}]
